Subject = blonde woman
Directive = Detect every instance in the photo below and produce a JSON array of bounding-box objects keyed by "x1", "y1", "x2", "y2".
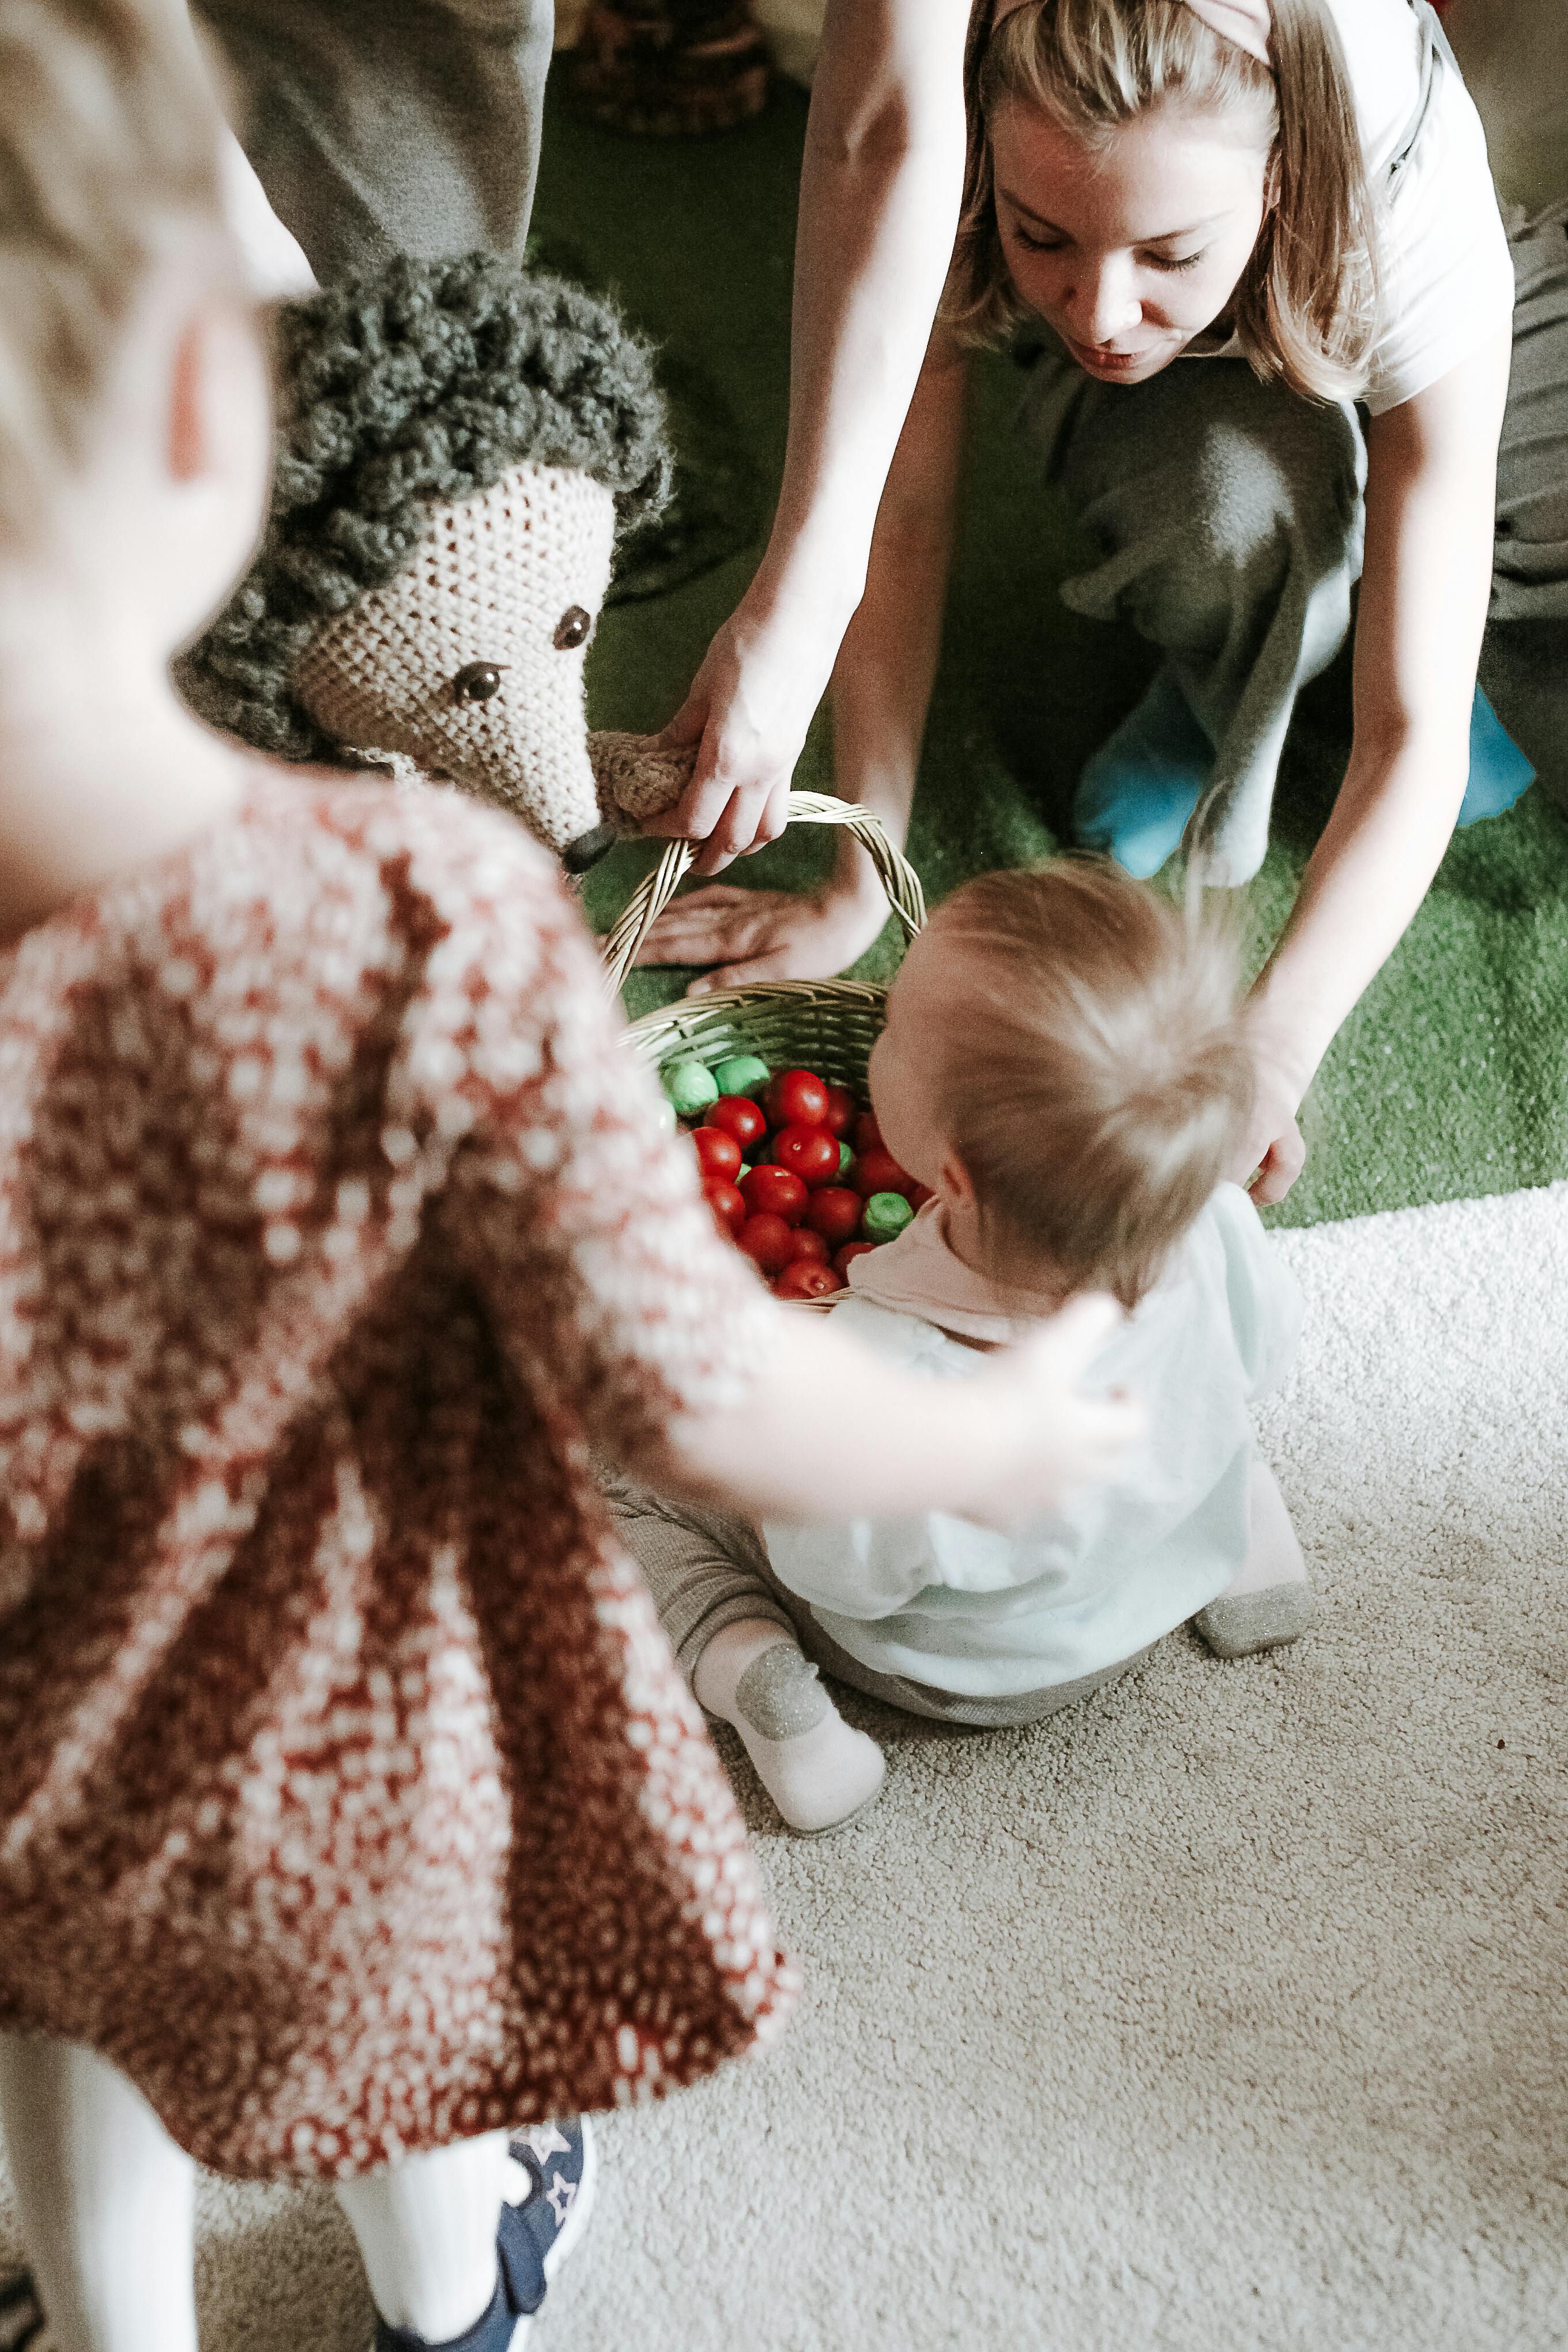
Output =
[{"x1": 643, "y1": 0, "x2": 1566, "y2": 1209}]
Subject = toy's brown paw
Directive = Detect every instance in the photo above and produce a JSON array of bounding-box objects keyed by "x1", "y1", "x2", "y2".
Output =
[{"x1": 588, "y1": 730, "x2": 698, "y2": 830}]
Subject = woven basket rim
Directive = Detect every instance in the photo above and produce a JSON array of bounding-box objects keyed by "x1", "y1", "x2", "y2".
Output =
[
  {"x1": 600, "y1": 793, "x2": 923, "y2": 998},
  {"x1": 625, "y1": 974, "x2": 889, "y2": 1052}
]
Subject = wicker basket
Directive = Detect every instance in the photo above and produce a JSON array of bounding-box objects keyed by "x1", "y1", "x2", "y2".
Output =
[
  {"x1": 601, "y1": 790, "x2": 924, "y2": 998},
  {"x1": 604, "y1": 794, "x2": 927, "y2": 1301}
]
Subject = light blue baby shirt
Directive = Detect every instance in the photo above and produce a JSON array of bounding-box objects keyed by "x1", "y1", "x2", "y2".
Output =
[{"x1": 763, "y1": 1184, "x2": 1302, "y2": 1697}]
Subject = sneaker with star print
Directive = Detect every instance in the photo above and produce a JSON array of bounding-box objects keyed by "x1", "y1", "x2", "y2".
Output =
[{"x1": 372, "y1": 2117, "x2": 596, "y2": 2351}]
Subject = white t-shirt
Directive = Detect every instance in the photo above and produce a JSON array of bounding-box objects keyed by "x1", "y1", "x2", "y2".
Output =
[
  {"x1": 1194, "y1": 0, "x2": 1516, "y2": 413},
  {"x1": 763, "y1": 1185, "x2": 1303, "y2": 1698}
]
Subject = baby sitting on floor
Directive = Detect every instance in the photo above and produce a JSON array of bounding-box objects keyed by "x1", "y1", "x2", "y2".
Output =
[{"x1": 608, "y1": 860, "x2": 1314, "y2": 1833}]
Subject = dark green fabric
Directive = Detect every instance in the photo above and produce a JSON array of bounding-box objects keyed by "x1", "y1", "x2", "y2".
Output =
[{"x1": 536, "y1": 85, "x2": 1568, "y2": 1232}]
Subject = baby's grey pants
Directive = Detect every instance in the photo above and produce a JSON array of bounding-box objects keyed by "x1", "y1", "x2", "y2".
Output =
[{"x1": 602, "y1": 1473, "x2": 1151, "y2": 1731}]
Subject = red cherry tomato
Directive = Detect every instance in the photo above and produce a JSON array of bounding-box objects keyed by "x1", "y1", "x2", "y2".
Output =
[
  {"x1": 805, "y1": 1186, "x2": 863, "y2": 1248},
  {"x1": 834, "y1": 1239, "x2": 878, "y2": 1276},
  {"x1": 787, "y1": 1227, "x2": 831, "y2": 1265},
  {"x1": 737, "y1": 1213, "x2": 798, "y2": 1275},
  {"x1": 739, "y1": 1164, "x2": 809, "y2": 1225},
  {"x1": 850, "y1": 1146, "x2": 916, "y2": 1201},
  {"x1": 692, "y1": 1126, "x2": 742, "y2": 1182},
  {"x1": 702, "y1": 1178, "x2": 746, "y2": 1236},
  {"x1": 774, "y1": 1260, "x2": 846, "y2": 1301},
  {"x1": 772, "y1": 1124, "x2": 840, "y2": 1188},
  {"x1": 909, "y1": 1181, "x2": 936, "y2": 1211},
  {"x1": 707, "y1": 1095, "x2": 767, "y2": 1152},
  {"x1": 851, "y1": 1111, "x2": 883, "y2": 1156},
  {"x1": 822, "y1": 1085, "x2": 856, "y2": 1140},
  {"x1": 763, "y1": 1068, "x2": 830, "y2": 1131}
]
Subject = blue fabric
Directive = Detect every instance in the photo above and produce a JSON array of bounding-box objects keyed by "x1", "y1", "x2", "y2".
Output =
[
  {"x1": 1457, "y1": 684, "x2": 1536, "y2": 826},
  {"x1": 1073, "y1": 671, "x2": 1535, "y2": 873},
  {"x1": 766, "y1": 1188, "x2": 1303, "y2": 1698},
  {"x1": 1071, "y1": 667, "x2": 1209, "y2": 879}
]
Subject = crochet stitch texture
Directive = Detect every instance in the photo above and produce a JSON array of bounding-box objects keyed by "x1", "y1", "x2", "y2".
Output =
[
  {"x1": 294, "y1": 463, "x2": 621, "y2": 854},
  {"x1": 180, "y1": 254, "x2": 672, "y2": 766}
]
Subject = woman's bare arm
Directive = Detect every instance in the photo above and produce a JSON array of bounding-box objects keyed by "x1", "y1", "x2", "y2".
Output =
[
  {"x1": 1242, "y1": 329, "x2": 1513, "y2": 1201},
  {"x1": 635, "y1": 333, "x2": 970, "y2": 989},
  {"x1": 647, "y1": 0, "x2": 973, "y2": 875}
]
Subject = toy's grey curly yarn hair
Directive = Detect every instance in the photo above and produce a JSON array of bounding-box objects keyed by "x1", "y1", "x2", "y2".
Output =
[{"x1": 180, "y1": 251, "x2": 672, "y2": 762}]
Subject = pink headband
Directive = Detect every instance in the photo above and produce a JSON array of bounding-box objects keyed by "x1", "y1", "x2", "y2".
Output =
[
  {"x1": 1180, "y1": 0, "x2": 1271, "y2": 65},
  {"x1": 993, "y1": 0, "x2": 1272, "y2": 69}
]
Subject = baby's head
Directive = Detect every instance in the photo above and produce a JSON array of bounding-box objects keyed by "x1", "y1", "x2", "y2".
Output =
[
  {"x1": 0, "y1": 0, "x2": 267, "y2": 659},
  {"x1": 868, "y1": 862, "x2": 1256, "y2": 1309}
]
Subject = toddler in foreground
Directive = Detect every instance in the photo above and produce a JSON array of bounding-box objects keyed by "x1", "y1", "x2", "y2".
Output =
[
  {"x1": 0, "y1": 7, "x2": 1141, "y2": 2350},
  {"x1": 611, "y1": 862, "x2": 1314, "y2": 1833}
]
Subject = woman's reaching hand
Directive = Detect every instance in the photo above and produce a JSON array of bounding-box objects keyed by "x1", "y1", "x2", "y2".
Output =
[
  {"x1": 634, "y1": 873, "x2": 891, "y2": 994},
  {"x1": 641, "y1": 597, "x2": 838, "y2": 876},
  {"x1": 1236, "y1": 1049, "x2": 1308, "y2": 1205}
]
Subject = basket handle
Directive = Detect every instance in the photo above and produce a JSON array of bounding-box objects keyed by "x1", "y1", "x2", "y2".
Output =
[{"x1": 600, "y1": 791, "x2": 926, "y2": 997}]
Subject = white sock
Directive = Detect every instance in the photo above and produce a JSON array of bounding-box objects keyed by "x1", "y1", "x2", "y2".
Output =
[
  {"x1": 0, "y1": 2036, "x2": 199, "y2": 2352},
  {"x1": 336, "y1": 2129, "x2": 523, "y2": 2345},
  {"x1": 693, "y1": 1619, "x2": 885, "y2": 1835}
]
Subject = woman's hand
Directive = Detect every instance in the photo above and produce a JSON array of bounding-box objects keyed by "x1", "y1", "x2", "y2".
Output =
[
  {"x1": 1237, "y1": 1089, "x2": 1307, "y2": 1205},
  {"x1": 634, "y1": 872, "x2": 891, "y2": 993},
  {"x1": 1233, "y1": 338, "x2": 1512, "y2": 1206},
  {"x1": 642, "y1": 0, "x2": 973, "y2": 877},
  {"x1": 1235, "y1": 1027, "x2": 1311, "y2": 1205},
  {"x1": 643, "y1": 597, "x2": 839, "y2": 877}
]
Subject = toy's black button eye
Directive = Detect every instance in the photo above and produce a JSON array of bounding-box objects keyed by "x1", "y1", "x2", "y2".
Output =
[
  {"x1": 452, "y1": 661, "x2": 505, "y2": 704},
  {"x1": 553, "y1": 606, "x2": 592, "y2": 651}
]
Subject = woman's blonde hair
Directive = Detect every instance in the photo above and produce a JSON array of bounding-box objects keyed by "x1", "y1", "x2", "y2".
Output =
[
  {"x1": 945, "y1": 0, "x2": 1379, "y2": 404},
  {"x1": 925, "y1": 861, "x2": 1256, "y2": 1309}
]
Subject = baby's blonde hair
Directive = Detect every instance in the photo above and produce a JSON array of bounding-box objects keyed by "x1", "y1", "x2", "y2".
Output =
[
  {"x1": 926, "y1": 861, "x2": 1255, "y2": 1309},
  {"x1": 946, "y1": 0, "x2": 1379, "y2": 404},
  {"x1": 0, "y1": 0, "x2": 233, "y2": 536}
]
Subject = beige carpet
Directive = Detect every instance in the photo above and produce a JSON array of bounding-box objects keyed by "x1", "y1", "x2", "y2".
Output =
[{"x1": 3, "y1": 1184, "x2": 1567, "y2": 2350}]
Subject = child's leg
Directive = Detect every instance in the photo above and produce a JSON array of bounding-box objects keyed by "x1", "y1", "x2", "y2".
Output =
[
  {"x1": 1193, "y1": 1458, "x2": 1318, "y2": 1659},
  {"x1": 337, "y1": 2133, "x2": 511, "y2": 2345},
  {"x1": 0, "y1": 2034, "x2": 198, "y2": 2352},
  {"x1": 336, "y1": 2118, "x2": 595, "y2": 2350},
  {"x1": 603, "y1": 1476, "x2": 885, "y2": 1835}
]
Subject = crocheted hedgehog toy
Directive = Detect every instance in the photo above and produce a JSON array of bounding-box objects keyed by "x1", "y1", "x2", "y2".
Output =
[{"x1": 181, "y1": 252, "x2": 696, "y2": 869}]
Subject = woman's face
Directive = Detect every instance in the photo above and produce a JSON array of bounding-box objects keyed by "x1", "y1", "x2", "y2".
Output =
[{"x1": 990, "y1": 97, "x2": 1271, "y2": 385}]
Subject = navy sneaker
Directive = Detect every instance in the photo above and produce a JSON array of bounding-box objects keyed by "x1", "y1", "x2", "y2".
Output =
[
  {"x1": 373, "y1": 2117, "x2": 597, "y2": 2352},
  {"x1": 507, "y1": 2117, "x2": 597, "y2": 2293}
]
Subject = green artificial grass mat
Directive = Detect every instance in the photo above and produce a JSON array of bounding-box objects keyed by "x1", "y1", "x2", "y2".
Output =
[{"x1": 534, "y1": 84, "x2": 1568, "y2": 1231}]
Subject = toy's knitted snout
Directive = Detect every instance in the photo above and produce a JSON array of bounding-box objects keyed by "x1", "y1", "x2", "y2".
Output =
[{"x1": 290, "y1": 461, "x2": 696, "y2": 866}]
